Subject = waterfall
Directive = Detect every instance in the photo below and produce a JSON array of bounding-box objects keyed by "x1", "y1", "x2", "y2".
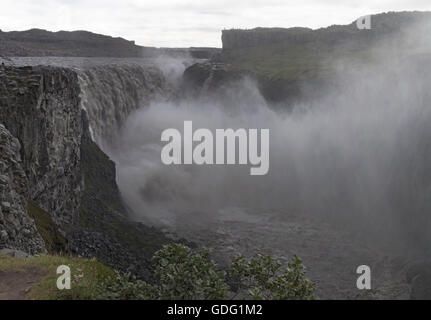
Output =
[{"x1": 95, "y1": 57, "x2": 431, "y2": 256}]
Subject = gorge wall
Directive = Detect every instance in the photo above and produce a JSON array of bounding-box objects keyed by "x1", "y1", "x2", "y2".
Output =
[
  {"x1": 221, "y1": 12, "x2": 431, "y2": 51},
  {"x1": 0, "y1": 63, "x2": 173, "y2": 279},
  {"x1": 212, "y1": 12, "x2": 431, "y2": 106},
  {"x1": 0, "y1": 124, "x2": 45, "y2": 254},
  {"x1": 0, "y1": 66, "x2": 83, "y2": 230}
]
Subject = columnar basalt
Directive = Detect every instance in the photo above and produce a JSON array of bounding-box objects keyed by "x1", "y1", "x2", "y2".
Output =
[
  {"x1": 0, "y1": 66, "x2": 83, "y2": 230},
  {"x1": 0, "y1": 64, "x2": 171, "y2": 278},
  {"x1": 0, "y1": 124, "x2": 45, "y2": 254}
]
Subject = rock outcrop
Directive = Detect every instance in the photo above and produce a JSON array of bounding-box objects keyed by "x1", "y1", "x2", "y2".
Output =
[
  {"x1": 0, "y1": 64, "x2": 172, "y2": 279},
  {"x1": 186, "y1": 12, "x2": 431, "y2": 106},
  {"x1": 182, "y1": 61, "x2": 329, "y2": 106},
  {"x1": 0, "y1": 66, "x2": 83, "y2": 229},
  {"x1": 0, "y1": 124, "x2": 45, "y2": 254}
]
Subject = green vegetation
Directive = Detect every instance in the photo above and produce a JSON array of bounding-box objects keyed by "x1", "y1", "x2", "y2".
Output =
[
  {"x1": 218, "y1": 12, "x2": 431, "y2": 81},
  {"x1": 95, "y1": 243, "x2": 315, "y2": 300},
  {"x1": 219, "y1": 40, "x2": 376, "y2": 82},
  {"x1": 0, "y1": 254, "x2": 115, "y2": 300},
  {"x1": 230, "y1": 253, "x2": 315, "y2": 299},
  {"x1": 210, "y1": 27, "x2": 385, "y2": 103},
  {"x1": 27, "y1": 200, "x2": 67, "y2": 254},
  {"x1": 96, "y1": 244, "x2": 229, "y2": 299},
  {"x1": 0, "y1": 244, "x2": 315, "y2": 300}
]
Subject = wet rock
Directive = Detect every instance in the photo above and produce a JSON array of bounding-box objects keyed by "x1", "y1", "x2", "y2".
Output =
[
  {"x1": 411, "y1": 272, "x2": 431, "y2": 300},
  {"x1": 0, "y1": 230, "x2": 8, "y2": 240},
  {"x1": 1, "y1": 202, "x2": 10, "y2": 210},
  {"x1": 0, "y1": 124, "x2": 45, "y2": 254},
  {"x1": 0, "y1": 64, "x2": 172, "y2": 279},
  {"x1": 406, "y1": 261, "x2": 431, "y2": 299},
  {"x1": 0, "y1": 248, "x2": 31, "y2": 258},
  {"x1": 1, "y1": 66, "x2": 83, "y2": 229}
]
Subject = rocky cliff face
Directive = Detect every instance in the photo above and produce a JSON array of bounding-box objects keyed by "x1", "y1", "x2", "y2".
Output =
[
  {"x1": 0, "y1": 66, "x2": 83, "y2": 230},
  {"x1": 0, "y1": 63, "x2": 172, "y2": 279},
  {"x1": 182, "y1": 61, "x2": 330, "y2": 107},
  {"x1": 0, "y1": 124, "x2": 45, "y2": 254},
  {"x1": 209, "y1": 12, "x2": 431, "y2": 106}
]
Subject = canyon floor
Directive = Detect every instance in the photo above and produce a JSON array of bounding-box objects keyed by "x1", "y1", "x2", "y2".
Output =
[{"x1": 163, "y1": 209, "x2": 412, "y2": 299}]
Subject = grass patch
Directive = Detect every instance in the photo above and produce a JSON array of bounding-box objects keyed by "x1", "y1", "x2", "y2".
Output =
[
  {"x1": 0, "y1": 254, "x2": 115, "y2": 300},
  {"x1": 220, "y1": 42, "x2": 375, "y2": 82}
]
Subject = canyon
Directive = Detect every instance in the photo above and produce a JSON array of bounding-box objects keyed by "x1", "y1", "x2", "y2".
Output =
[
  {"x1": 1, "y1": 11, "x2": 431, "y2": 299},
  {"x1": 0, "y1": 61, "x2": 174, "y2": 281}
]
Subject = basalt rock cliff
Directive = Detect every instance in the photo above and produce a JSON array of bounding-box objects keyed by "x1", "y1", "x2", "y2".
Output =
[
  {"x1": 0, "y1": 64, "x2": 172, "y2": 280},
  {"x1": 184, "y1": 12, "x2": 431, "y2": 106}
]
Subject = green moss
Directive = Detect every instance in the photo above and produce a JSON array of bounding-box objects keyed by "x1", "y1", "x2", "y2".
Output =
[
  {"x1": 218, "y1": 33, "x2": 380, "y2": 83},
  {"x1": 27, "y1": 200, "x2": 67, "y2": 254},
  {"x1": 0, "y1": 254, "x2": 115, "y2": 300}
]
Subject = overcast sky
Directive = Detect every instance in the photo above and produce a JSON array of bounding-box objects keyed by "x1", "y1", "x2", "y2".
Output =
[{"x1": 1, "y1": 0, "x2": 430, "y2": 47}]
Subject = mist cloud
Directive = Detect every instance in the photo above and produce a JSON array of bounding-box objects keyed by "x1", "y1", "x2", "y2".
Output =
[{"x1": 104, "y1": 20, "x2": 431, "y2": 257}]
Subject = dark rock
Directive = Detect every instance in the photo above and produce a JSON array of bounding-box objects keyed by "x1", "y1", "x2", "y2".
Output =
[
  {"x1": 405, "y1": 261, "x2": 431, "y2": 299},
  {"x1": 0, "y1": 64, "x2": 173, "y2": 279},
  {"x1": 0, "y1": 124, "x2": 45, "y2": 254},
  {"x1": 0, "y1": 248, "x2": 30, "y2": 258}
]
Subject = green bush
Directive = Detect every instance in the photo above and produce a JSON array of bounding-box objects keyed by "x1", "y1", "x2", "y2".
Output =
[
  {"x1": 95, "y1": 243, "x2": 315, "y2": 300},
  {"x1": 230, "y1": 254, "x2": 315, "y2": 299}
]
